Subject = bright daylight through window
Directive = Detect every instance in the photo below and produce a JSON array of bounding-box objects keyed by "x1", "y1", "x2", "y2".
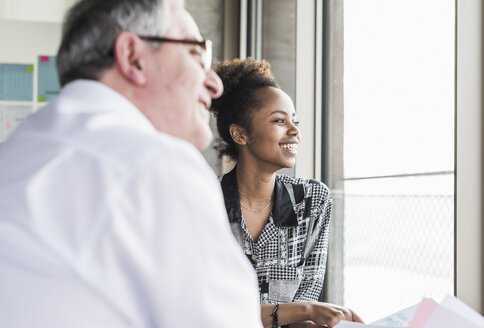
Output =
[{"x1": 343, "y1": 0, "x2": 455, "y2": 321}]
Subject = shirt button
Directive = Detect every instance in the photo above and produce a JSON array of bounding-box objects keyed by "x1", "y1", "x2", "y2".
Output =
[{"x1": 251, "y1": 254, "x2": 257, "y2": 261}]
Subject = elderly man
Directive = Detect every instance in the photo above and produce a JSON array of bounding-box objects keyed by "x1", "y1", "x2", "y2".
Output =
[{"x1": 0, "y1": 0, "x2": 261, "y2": 327}]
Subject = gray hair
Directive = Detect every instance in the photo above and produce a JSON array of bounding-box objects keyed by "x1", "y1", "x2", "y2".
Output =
[{"x1": 57, "y1": 0, "x2": 170, "y2": 86}]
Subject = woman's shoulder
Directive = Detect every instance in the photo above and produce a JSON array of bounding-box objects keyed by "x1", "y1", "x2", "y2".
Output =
[
  {"x1": 276, "y1": 174, "x2": 330, "y2": 191},
  {"x1": 276, "y1": 174, "x2": 331, "y2": 202}
]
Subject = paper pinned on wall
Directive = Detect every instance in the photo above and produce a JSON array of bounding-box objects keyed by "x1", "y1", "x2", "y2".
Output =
[
  {"x1": 0, "y1": 104, "x2": 33, "y2": 142},
  {"x1": 37, "y1": 55, "x2": 61, "y2": 102},
  {"x1": 0, "y1": 63, "x2": 34, "y2": 101}
]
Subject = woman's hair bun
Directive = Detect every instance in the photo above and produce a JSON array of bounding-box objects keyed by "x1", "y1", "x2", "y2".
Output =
[{"x1": 210, "y1": 57, "x2": 279, "y2": 161}]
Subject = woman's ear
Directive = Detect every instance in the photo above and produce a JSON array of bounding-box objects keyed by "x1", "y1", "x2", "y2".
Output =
[
  {"x1": 113, "y1": 31, "x2": 147, "y2": 86},
  {"x1": 229, "y1": 124, "x2": 248, "y2": 145}
]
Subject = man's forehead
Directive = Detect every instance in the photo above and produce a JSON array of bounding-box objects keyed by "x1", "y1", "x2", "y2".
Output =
[{"x1": 166, "y1": 1, "x2": 202, "y2": 40}]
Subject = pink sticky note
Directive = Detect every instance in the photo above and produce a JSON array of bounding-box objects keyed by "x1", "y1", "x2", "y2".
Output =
[
  {"x1": 409, "y1": 298, "x2": 439, "y2": 328},
  {"x1": 40, "y1": 56, "x2": 50, "y2": 62}
]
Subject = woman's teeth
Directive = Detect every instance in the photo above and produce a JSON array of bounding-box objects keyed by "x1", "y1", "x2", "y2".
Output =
[{"x1": 280, "y1": 143, "x2": 297, "y2": 151}]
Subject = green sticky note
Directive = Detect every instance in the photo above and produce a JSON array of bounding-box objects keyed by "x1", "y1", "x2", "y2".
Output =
[
  {"x1": 37, "y1": 96, "x2": 46, "y2": 102},
  {"x1": 25, "y1": 65, "x2": 34, "y2": 73}
]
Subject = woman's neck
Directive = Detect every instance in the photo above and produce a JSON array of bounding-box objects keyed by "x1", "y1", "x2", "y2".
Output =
[{"x1": 235, "y1": 162, "x2": 276, "y2": 202}]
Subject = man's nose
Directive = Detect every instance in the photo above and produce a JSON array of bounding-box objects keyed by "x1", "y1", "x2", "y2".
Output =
[{"x1": 204, "y1": 69, "x2": 224, "y2": 99}]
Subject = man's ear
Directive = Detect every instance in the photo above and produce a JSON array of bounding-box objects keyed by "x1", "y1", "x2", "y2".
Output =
[
  {"x1": 229, "y1": 124, "x2": 248, "y2": 145},
  {"x1": 113, "y1": 32, "x2": 148, "y2": 86}
]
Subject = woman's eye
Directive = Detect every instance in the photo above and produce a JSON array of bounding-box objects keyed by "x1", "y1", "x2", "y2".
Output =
[
  {"x1": 273, "y1": 118, "x2": 285, "y2": 124},
  {"x1": 293, "y1": 120, "x2": 300, "y2": 126}
]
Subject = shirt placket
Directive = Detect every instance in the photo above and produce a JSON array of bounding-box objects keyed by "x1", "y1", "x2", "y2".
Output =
[{"x1": 240, "y1": 218, "x2": 258, "y2": 263}]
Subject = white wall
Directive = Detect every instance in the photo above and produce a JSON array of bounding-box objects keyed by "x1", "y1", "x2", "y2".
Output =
[
  {"x1": 0, "y1": 19, "x2": 62, "y2": 109},
  {"x1": 0, "y1": 0, "x2": 75, "y2": 23},
  {"x1": 0, "y1": 20, "x2": 62, "y2": 63}
]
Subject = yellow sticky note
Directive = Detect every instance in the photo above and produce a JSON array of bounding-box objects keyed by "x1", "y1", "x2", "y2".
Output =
[
  {"x1": 37, "y1": 96, "x2": 46, "y2": 102},
  {"x1": 25, "y1": 65, "x2": 34, "y2": 73}
]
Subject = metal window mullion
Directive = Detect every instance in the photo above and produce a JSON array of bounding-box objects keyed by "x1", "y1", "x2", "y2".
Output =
[
  {"x1": 455, "y1": 0, "x2": 483, "y2": 313},
  {"x1": 239, "y1": 0, "x2": 248, "y2": 58},
  {"x1": 243, "y1": 0, "x2": 262, "y2": 60},
  {"x1": 320, "y1": 0, "x2": 345, "y2": 305}
]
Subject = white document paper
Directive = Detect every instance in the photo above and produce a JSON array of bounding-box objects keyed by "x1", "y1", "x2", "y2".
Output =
[
  {"x1": 334, "y1": 295, "x2": 483, "y2": 328},
  {"x1": 370, "y1": 302, "x2": 419, "y2": 327},
  {"x1": 422, "y1": 304, "x2": 482, "y2": 328},
  {"x1": 440, "y1": 295, "x2": 484, "y2": 327},
  {"x1": 335, "y1": 321, "x2": 391, "y2": 328}
]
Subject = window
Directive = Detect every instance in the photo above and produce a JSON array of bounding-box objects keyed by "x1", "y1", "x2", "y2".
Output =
[
  {"x1": 242, "y1": 0, "x2": 464, "y2": 317},
  {"x1": 341, "y1": 0, "x2": 455, "y2": 320}
]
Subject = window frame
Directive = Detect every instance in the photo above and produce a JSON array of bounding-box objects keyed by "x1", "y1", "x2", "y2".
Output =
[
  {"x1": 232, "y1": 0, "x2": 483, "y2": 313},
  {"x1": 295, "y1": 0, "x2": 483, "y2": 312}
]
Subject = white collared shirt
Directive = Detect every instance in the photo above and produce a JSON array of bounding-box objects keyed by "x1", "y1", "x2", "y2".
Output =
[{"x1": 0, "y1": 80, "x2": 262, "y2": 328}]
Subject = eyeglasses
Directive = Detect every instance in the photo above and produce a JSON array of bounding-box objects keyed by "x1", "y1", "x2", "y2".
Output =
[{"x1": 137, "y1": 35, "x2": 212, "y2": 71}]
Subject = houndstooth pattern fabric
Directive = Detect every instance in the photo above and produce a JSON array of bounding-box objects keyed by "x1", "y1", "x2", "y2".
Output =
[{"x1": 220, "y1": 168, "x2": 332, "y2": 307}]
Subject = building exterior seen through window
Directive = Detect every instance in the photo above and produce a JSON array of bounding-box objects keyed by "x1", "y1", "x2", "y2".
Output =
[{"x1": 343, "y1": 0, "x2": 455, "y2": 321}]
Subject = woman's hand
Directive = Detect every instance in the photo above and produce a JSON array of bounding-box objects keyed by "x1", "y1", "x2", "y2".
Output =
[
  {"x1": 261, "y1": 302, "x2": 363, "y2": 328},
  {"x1": 308, "y1": 302, "x2": 364, "y2": 327}
]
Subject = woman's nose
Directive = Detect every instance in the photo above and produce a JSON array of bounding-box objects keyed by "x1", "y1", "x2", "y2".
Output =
[{"x1": 289, "y1": 122, "x2": 299, "y2": 134}]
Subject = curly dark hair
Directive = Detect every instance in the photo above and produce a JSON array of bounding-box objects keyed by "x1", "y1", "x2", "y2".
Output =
[{"x1": 210, "y1": 57, "x2": 279, "y2": 161}]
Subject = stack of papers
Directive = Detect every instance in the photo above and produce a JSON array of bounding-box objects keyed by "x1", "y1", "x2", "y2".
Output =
[{"x1": 335, "y1": 295, "x2": 484, "y2": 328}]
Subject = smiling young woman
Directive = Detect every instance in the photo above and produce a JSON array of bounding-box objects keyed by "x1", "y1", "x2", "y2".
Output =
[{"x1": 210, "y1": 57, "x2": 364, "y2": 328}]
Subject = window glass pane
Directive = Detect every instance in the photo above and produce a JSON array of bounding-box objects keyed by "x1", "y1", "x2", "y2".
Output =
[{"x1": 343, "y1": 0, "x2": 454, "y2": 321}]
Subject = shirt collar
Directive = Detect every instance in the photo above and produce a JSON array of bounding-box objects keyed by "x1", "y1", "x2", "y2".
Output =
[
  {"x1": 61, "y1": 80, "x2": 157, "y2": 135},
  {"x1": 220, "y1": 167, "x2": 303, "y2": 227}
]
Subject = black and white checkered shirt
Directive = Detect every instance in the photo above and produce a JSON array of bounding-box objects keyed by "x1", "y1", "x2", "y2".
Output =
[{"x1": 220, "y1": 167, "x2": 332, "y2": 305}]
